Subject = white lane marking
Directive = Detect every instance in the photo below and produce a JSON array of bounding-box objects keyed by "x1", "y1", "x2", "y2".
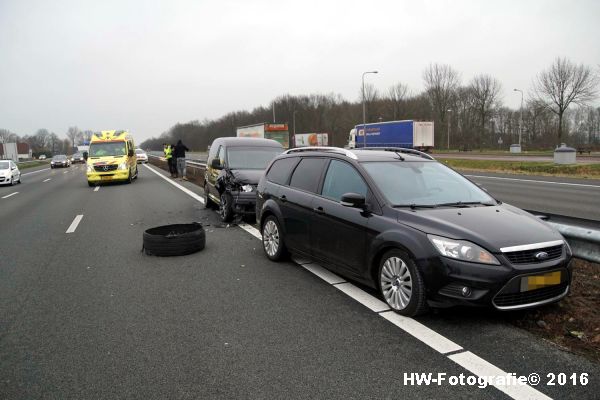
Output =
[
  {"x1": 143, "y1": 164, "x2": 205, "y2": 204},
  {"x1": 152, "y1": 163, "x2": 550, "y2": 400},
  {"x1": 466, "y1": 174, "x2": 600, "y2": 189},
  {"x1": 94, "y1": 186, "x2": 100, "y2": 192},
  {"x1": 43, "y1": 178, "x2": 51, "y2": 182},
  {"x1": 63, "y1": 171, "x2": 68, "y2": 174},
  {"x1": 21, "y1": 168, "x2": 50, "y2": 176},
  {"x1": 239, "y1": 222, "x2": 262, "y2": 239},
  {"x1": 380, "y1": 311, "x2": 462, "y2": 354},
  {"x1": 448, "y1": 351, "x2": 551, "y2": 400},
  {"x1": 1, "y1": 192, "x2": 19, "y2": 199},
  {"x1": 335, "y1": 283, "x2": 391, "y2": 313},
  {"x1": 66, "y1": 215, "x2": 84, "y2": 233},
  {"x1": 302, "y1": 263, "x2": 347, "y2": 285}
]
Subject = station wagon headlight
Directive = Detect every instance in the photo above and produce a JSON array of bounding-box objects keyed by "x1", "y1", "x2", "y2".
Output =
[
  {"x1": 428, "y1": 234, "x2": 500, "y2": 265},
  {"x1": 241, "y1": 184, "x2": 254, "y2": 192},
  {"x1": 118, "y1": 162, "x2": 127, "y2": 170}
]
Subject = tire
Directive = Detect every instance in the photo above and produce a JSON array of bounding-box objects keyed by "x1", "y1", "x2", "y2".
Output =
[
  {"x1": 126, "y1": 169, "x2": 132, "y2": 184},
  {"x1": 88, "y1": 181, "x2": 95, "y2": 187},
  {"x1": 203, "y1": 184, "x2": 214, "y2": 209},
  {"x1": 261, "y1": 215, "x2": 288, "y2": 261},
  {"x1": 9, "y1": 177, "x2": 14, "y2": 186},
  {"x1": 143, "y1": 223, "x2": 206, "y2": 257},
  {"x1": 378, "y1": 249, "x2": 428, "y2": 317},
  {"x1": 219, "y1": 192, "x2": 234, "y2": 222}
]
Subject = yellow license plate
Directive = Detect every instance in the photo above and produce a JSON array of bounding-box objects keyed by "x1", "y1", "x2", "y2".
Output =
[
  {"x1": 520, "y1": 271, "x2": 561, "y2": 292},
  {"x1": 100, "y1": 176, "x2": 113, "y2": 180}
]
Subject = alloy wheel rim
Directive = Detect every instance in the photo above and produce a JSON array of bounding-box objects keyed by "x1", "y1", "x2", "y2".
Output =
[
  {"x1": 219, "y1": 196, "x2": 228, "y2": 218},
  {"x1": 380, "y1": 256, "x2": 412, "y2": 310},
  {"x1": 263, "y1": 220, "x2": 279, "y2": 257}
]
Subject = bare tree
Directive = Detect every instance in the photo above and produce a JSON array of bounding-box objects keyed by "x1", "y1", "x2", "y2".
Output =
[
  {"x1": 423, "y1": 63, "x2": 461, "y2": 124},
  {"x1": 0, "y1": 128, "x2": 18, "y2": 143},
  {"x1": 533, "y1": 57, "x2": 599, "y2": 144},
  {"x1": 388, "y1": 82, "x2": 410, "y2": 120},
  {"x1": 470, "y1": 74, "x2": 503, "y2": 148},
  {"x1": 66, "y1": 126, "x2": 81, "y2": 149},
  {"x1": 360, "y1": 83, "x2": 379, "y2": 123}
]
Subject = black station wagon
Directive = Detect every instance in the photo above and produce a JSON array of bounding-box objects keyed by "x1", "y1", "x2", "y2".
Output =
[{"x1": 256, "y1": 147, "x2": 572, "y2": 316}]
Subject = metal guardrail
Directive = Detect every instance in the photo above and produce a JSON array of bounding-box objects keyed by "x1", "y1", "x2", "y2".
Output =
[{"x1": 147, "y1": 155, "x2": 600, "y2": 263}]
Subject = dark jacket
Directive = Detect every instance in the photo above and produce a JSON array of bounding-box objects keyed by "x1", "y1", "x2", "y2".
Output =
[{"x1": 173, "y1": 141, "x2": 189, "y2": 158}]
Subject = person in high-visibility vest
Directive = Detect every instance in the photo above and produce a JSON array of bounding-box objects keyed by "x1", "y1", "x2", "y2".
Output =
[{"x1": 163, "y1": 143, "x2": 176, "y2": 177}]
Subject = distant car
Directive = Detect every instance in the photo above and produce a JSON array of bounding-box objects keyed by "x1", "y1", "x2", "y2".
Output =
[
  {"x1": 39, "y1": 155, "x2": 47, "y2": 160},
  {"x1": 0, "y1": 160, "x2": 21, "y2": 185},
  {"x1": 135, "y1": 149, "x2": 148, "y2": 163},
  {"x1": 204, "y1": 137, "x2": 284, "y2": 222},
  {"x1": 71, "y1": 153, "x2": 85, "y2": 163},
  {"x1": 50, "y1": 155, "x2": 71, "y2": 168}
]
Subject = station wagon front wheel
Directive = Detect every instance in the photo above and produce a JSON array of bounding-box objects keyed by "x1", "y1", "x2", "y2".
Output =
[{"x1": 378, "y1": 249, "x2": 428, "y2": 316}]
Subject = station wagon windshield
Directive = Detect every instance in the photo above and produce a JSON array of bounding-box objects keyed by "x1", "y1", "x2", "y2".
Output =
[
  {"x1": 227, "y1": 147, "x2": 283, "y2": 169},
  {"x1": 89, "y1": 143, "x2": 127, "y2": 157},
  {"x1": 362, "y1": 161, "x2": 496, "y2": 206}
]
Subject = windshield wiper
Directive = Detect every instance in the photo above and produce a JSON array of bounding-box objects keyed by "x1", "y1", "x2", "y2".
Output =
[
  {"x1": 435, "y1": 201, "x2": 496, "y2": 207},
  {"x1": 393, "y1": 204, "x2": 437, "y2": 209}
]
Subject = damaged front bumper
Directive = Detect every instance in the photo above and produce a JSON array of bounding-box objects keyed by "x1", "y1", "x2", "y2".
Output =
[{"x1": 230, "y1": 190, "x2": 257, "y2": 215}]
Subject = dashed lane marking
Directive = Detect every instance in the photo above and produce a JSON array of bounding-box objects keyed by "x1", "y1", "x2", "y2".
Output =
[
  {"x1": 1, "y1": 192, "x2": 19, "y2": 199},
  {"x1": 66, "y1": 215, "x2": 84, "y2": 233}
]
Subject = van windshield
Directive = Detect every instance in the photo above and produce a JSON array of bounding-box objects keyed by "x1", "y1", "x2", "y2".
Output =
[
  {"x1": 227, "y1": 147, "x2": 283, "y2": 169},
  {"x1": 362, "y1": 161, "x2": 496, "y2": 206},
  {"x1": 89, "y1": 142, "x2": 127, "y2": 157}
]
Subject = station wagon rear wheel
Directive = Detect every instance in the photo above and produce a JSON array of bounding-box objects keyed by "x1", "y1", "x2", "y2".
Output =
[
  {"x1": 261, "y1": 216, "x2": 287, "y2": 261},
  {"x1": 378, "y1": 249, "x2": 428, "y2": 316}
]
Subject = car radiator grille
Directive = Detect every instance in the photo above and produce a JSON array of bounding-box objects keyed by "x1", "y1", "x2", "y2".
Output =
[
  {"x1": 504, "y1": 245, "x2": 563, "y2": 264},
  {"x1": 94, "y1": 165, "x2": 118, "y2": 172},
  {"x1": 494, "y1": 282, "x2": 568, "y2": 308}
]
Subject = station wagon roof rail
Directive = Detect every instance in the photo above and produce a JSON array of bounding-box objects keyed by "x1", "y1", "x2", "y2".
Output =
[
  {"x1": 283, "y1": 146, "x2": 358, "y2": 160},
  {"x1": 359, "y1": 147, "x2": 435, "y2": 161}
]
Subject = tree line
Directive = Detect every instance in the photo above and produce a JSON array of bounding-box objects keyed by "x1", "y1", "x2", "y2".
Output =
[
  {"x1": 140, "y1": 57, "x2": 599, "y2": 152},
  {"x1": 0, "y1": 126, "x2": 93, "y2": 157},
  {"x1": 2, "y1": 57, "x2": 598, "y2": 156}
]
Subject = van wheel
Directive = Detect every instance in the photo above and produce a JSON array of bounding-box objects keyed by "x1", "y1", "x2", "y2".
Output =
[
  {"x1": 219, "y1": 193, "x2": 234, "y2": 222},
  {"x1": 88, "y1": 181, "x2": 95, "y2": 187},
  {"x1": 127, "y1": 170, "x2": 132, "y2": 184},
  {"x1": 261, "y1": 216, "x2": 287, "y2": 261},
  {"x1": 378, "y1": 249, "x2": 428, "y2": 316}
]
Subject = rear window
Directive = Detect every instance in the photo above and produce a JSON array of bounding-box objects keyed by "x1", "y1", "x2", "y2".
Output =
[
  {"x1": 266, "y1": 158, "x2": 298, "y2": 185},
  {"x1": 289, "y1": 158, "x2": 328, "y2": 193}
]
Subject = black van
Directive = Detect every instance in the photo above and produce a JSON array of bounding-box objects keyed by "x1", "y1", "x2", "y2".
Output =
[{"x1": 204, "y1": 137, "x2": 283, "y2": 222}]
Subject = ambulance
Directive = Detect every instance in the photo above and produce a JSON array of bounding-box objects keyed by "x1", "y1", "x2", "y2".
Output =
[{"x1": 86, "y1": 130, "x2": 138, "y2": 186}]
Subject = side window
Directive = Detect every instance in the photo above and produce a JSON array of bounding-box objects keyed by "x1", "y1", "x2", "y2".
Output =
[
  {"x1": 289, "y1": 158, "x2": 328, "y2": 194},
  {"x1": 266, "y1": 157, "x2": 298, "y2": 185},
  {"x1": 321, "y1": 160, "x2": 367, "y2": 201}
]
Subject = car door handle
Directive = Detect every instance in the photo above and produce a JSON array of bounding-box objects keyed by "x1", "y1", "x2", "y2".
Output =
[
  {"x1": 313, "y1": 206, "x2": 324, "y2": 215},
  {"x1": 279, "y1": 195, "x2": 287, "y2": 203}
]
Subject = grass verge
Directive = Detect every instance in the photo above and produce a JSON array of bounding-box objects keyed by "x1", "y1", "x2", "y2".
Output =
[
  {"x1": 443, "y1": 159, "x2": 600, "y2": 179},
  {"x1": 17, "y1": 161, "x2": 49, "y2": 170}
]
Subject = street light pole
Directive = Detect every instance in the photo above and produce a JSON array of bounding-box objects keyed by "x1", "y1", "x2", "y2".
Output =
[
  {"x1": 362, "y1": 70, "x2": 378, "y2": 148},
  {"x1": 513, "y1": 88, "x2": 523, "y2": 146},
  {"x1": 447, "y1": 109, "x2": 452, "y2": 150}
]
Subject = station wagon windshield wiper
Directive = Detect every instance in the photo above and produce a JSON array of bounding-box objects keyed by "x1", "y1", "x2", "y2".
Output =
[
  {"x1": 435, "y1": 201, "x2": 496, "y2": 207},
  {"x1": 393, "y1": 204, "x2": 437, "y2": 209}
]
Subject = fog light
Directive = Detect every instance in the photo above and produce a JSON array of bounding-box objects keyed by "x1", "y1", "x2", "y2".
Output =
[{"x1": 461, "y1": 286, "x2": 472, "y2": 297}]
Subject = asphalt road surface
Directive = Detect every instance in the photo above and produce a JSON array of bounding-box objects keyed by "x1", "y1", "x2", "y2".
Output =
[
  {"x1": 464, "y1": 172, "x2": 600, "y2": 222},
  {"x1": 1, "y1": 163, "x2": 598, "y2": 399}
]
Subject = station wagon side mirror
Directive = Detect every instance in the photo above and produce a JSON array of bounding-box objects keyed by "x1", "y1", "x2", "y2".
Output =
[
  {"x1": 340, "y1": 192, "x2": 366, "y2": 209},
  {"x1": 211, "y1": 159, "x2": 223, "y2": 170}
]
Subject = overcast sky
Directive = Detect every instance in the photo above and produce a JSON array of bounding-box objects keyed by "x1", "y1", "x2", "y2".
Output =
[{"x1": 1, "y1": 0, "x2": 599, "y2": 142}]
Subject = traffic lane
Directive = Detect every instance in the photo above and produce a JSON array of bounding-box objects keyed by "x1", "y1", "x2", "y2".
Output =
[
  {"x1": 0, "y1": 163, "x2": 100, "y2": 337},
  {"x1": 466, "y1": 174, "x2": 600, "y2": 221},
  {"x1": 1, "y1": 165, "x2": 501, "y2": 399}
]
